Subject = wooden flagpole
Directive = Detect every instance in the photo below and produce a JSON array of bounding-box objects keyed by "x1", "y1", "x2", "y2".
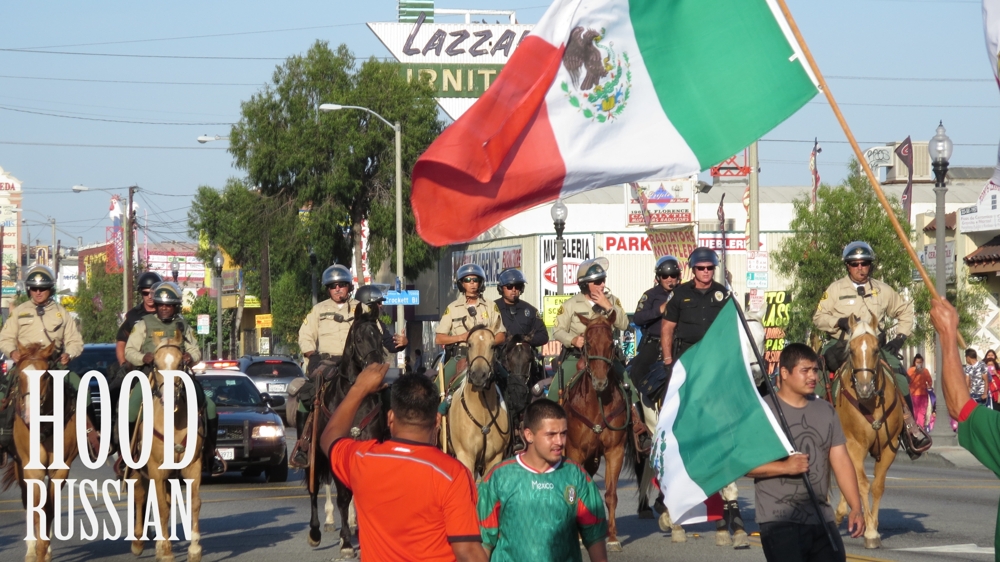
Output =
[{"x1": 773, "y1": 0, "x2": 966, "y2": 349}]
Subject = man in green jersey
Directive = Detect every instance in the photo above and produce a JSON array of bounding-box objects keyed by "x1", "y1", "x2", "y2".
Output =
[{"x1": 477, "y1": 399, "x2": 608, "y2": 562}]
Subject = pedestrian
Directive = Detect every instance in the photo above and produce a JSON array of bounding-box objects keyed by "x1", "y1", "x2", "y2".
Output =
[
  {"x1": 748, "y1": 343, "x2": 865, "y2": 561},
  {"x1": 320, "y1": 363, "x2": 488, "y2": 562},
  {"x1": 907, "y1": 354, "x2": 933, "y2": 432},
  {"x1": 477, "y1": 399, "x2": 608, "y2": 562},
  {"x1": 930, "y1": 297, "x2": 1000, "y2": 556},
  {"x1": 987, "y1": 357, "x2": 1000, "y2": 411}
]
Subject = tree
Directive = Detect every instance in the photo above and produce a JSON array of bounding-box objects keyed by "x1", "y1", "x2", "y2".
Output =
[
  {"x1": 75, "y1": 267, "x2": 123, "y2": 343},
  {"x1": 271, "y1": 270, "x2": 312, "y2": 354}
]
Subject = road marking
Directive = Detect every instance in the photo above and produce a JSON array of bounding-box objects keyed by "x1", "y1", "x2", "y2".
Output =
[{"x1": 895, "y1": 543, "x2": 995, "y2": 554}]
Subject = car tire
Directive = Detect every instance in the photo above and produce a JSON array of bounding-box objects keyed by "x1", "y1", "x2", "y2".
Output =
[{"x1": 266, "y1": 450, "x2": 289, "y2": 483}]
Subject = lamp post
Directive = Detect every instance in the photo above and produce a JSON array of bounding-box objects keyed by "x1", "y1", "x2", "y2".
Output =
[
  {"x1": 551, "y1": 200, "x2": 568, "y2": 294},
  {"x1": 197, "y1": 135, "x2": 229, "y2": 144},
  {"x1": 319, "y1": 103, "x2": 404, "y2": 366},
  {"x1": 929, "y1": 121, "x2": 953, "y2": 442},
  {"x1": 170, "y1": 257, "x2": 180, "y2": 283},
  {"x1": 213, "y1": 250, "x2": 224, "y2": 360}
]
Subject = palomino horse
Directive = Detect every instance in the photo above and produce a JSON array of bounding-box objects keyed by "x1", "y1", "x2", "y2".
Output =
[
  {"x1": 127, "y1": 333, "x2": 206, "y2": 562},
  {"x1": 449, "y1": 326, "x2": 511, "y2": 478},
  {"x1": 563, "y1": 312, "x2": 634, "y2": 552},
  {"x1": 306, "y1": 302, "x2": 386, "y2": 556},
  {"x1": 833, "y1": 315, "x2": 903, "y2": 549},
  {"x1": 0, "y1": 343, "x2": 78, "y2": 562}
]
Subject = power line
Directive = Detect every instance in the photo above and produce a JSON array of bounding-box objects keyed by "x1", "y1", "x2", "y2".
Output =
[
  {"x1": 0, "y1": 105, "x2": 233, "y2": 125},
  {"x1": 0, "y1": 93, "x2": 237, "y2": 118},
  {"x1": 0, "y1": 140, "x2": 226, "y2": 150},
  {"x1": 827, "y1": 75, "x2": 992, "y2": 83},
  {"x1": 761, "y1": 138, "x2": 999, "y2": 147},
  {"x1": 0, "y1": 48, "x2": 286, "y2": 61},
  {"x1": 0, "y1": 74, "x2": 261, "y2": 86},
  {"x1": 808, "y1": 100, "x2": 1000, "y2": 109}
]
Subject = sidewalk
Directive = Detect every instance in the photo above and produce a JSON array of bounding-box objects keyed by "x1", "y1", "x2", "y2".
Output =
[{"x1": 908, "y1": 445, "x2": 987, "y2": 470}]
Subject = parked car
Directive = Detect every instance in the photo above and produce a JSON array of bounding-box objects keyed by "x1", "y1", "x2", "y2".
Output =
[
  {"x1": 195, "y1": 370, "x2": 288, "y2": 482},
  {"x1": 73, "y1": 343, "x2": 120, "y2": 425},
  {"x1": 233, "y1": 356, "x2": 304, "y2": 420}
]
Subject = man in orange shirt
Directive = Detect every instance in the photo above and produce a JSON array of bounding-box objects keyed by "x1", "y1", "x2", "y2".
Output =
[
  {"x1": 908, "y1": 354, "x2": 933, "y2": 431},
  {"x1": 321, "y1": 363, "x2": 488, "y2": 562}
]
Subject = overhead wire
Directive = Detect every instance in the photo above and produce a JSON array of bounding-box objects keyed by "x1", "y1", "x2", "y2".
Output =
[
  {"x1": 0, "y1": 140, "x2": 226, "y2": 150},
  {"x1": 0, "y1": 104, "x2": 233, "y2": 125}
]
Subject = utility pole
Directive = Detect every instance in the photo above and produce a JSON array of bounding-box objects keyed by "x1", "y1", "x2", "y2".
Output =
[
  {"x1": 260, "y1": 229, "x2": 271, "y2": 314},
  {"x1": 748, "y1": 141, "x2": 760, "y2": 250},
  {"x1": 124, "y1": 185, "x2": 137, "y2": 313}
]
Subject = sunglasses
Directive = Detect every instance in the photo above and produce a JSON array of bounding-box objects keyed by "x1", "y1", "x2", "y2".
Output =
[
  {"x1": 461, "y1": 277, "x2": 481, "y2": 284},
  {"x1": 661, "y1": 273, "x2": 680, "y2": 279},
  {"x1": 694, "y1": 265, "x2": 716, "y2": 272},
  {"x1": 846, "y1": 261, "x2": 872, "y2": 269},
  {"x1": 141, "y1": 290, "x2": 152, "y2": 296},
  {"x1": 328, "y1": 282, "x2": 350, "y2": 289},
  {"x1": 503, "y1": 284, "x2": 525, "y2": 291},
  {"x1": 28, "y1": 287, "x2": 47, "y2": 293},
  {"x1": 591, "y1": 279, "x2": 606, "y2": 285}
]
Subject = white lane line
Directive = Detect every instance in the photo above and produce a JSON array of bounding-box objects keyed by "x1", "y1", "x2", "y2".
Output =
[{"x1": 895, "y1": 543, "x2": 995, "y2": 554}]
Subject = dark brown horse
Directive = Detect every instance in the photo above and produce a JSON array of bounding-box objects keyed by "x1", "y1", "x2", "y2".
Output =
[
  {"x1": 306, "y1": 301, "x2": 386, "y2": 557},
  {"x1": 1, "y1": 342, "x2": 79, "y2": 562},
  {"x1": 562, "y1": 312, "x2": 634, "y2": 552}
]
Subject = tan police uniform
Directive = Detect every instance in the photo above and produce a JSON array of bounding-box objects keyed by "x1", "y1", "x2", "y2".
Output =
[
  {"x1": 298, "y1": 298, "x2": 360, "y2": 357},
  {"x1": 0, "y1": 299, "x2": 84, "y2": 359},
  {"x1": 436, "y1": 296, "x2": 506, "y2": 337},
  {"x1": 552, "y1": 292, "x2": 629, "y2": 348},
  {"x1": 123, "y1": 316, "x2": 201, "y2": 367},
  {"x1": 813, "y1": 276, "x2": 914, "y2": 338}
]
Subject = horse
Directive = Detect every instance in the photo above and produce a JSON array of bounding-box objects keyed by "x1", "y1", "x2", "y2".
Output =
[
  {"x1": 306, "y1": 301, "x2": 386, "y2": 557},
  {"x1": 495, "y1": 332, "x2": 537, "y2": 440},
  {"x1": 0, "y1": 343, "x2": 78, "y2": 562},
  {"x1": 562, "y1": 312, "x2": 634, "y2": 552},
  {"x1": 448, "y1": 326, "x2": 511, "y2": 478},
  {"x1": 126, "y1": 333, "x2": 206, "y2": 562},
  {"x1": 833, "y1": 315, "x2": 903, "y2": 549}
]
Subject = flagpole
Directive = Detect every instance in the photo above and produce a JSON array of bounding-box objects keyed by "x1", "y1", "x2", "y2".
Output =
[
  {"x1": 731, "y1": 296, "x2": 840, "y2": 553},
  {"x1": 773, "y1": 0, "x2": 966, "y2": 349}
]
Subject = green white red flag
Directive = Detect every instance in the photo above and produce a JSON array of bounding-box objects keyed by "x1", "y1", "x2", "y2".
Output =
[
  {"x1": 411, "y1": 0, "x2": 819, "y2": 245},
  {"x1": 651, "y1": 300, "x2": 793, "y2": 524}
]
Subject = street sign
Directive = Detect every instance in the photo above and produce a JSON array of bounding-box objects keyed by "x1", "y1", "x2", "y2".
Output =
[
  {"x1": 746, "y1": 251, "x2": 769, "y2": 273},
  {"x1": 747, "y1": 289, "x2": 765, "y2": 313},
  {"x1": 542, "y1": 295, "x2": 572, "y2": 327},
  {"x1": 255, "y1": 314, "x2": 273, "y2": 329},
  {"x1": 384, "y1": 290, "x2": 420, "y2": 306},
  {"x1": 746, "y1": 272, "x2": 769, "y2": 289},
  {"x1": 259, "y1": 336, "x2": 270, "y2": 355},
  {"x1": 197, "y1": 314, "x2": 210, "y2": 335}
]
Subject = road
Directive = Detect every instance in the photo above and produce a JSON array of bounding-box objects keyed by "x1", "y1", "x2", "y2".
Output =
[{"x1": 1, "y1": 429, "x2": 997, "y2": 561}]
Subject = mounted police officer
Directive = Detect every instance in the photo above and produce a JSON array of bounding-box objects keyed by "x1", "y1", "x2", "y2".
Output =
[
  {"x1": 630, "y1": 256, "x2": 680, "y2": 402},
  {"x1": 550, "y1": 257, "x2": 629, "y2": 400},
  {"x1": 813, "y1": 241, "x2": 930, "y2": 458},
  {"x1": 0, "y1": 264, "x2": 85, "y2": 458},
  {"x1": 292, "y1": 267, "x2": 407, "y2": 466},
  {"x1": 116, "y1": 271, "x2": 163, "y2": 367},
  {"x1": 660, "y1": 247, "x2": 749, "y2": 547},
  {"x1": 435, "y1": 263, "x2": 505, "y2": 388},
  {"x1": 123, "y1": 281, "x2": 226, "y2": 476}
]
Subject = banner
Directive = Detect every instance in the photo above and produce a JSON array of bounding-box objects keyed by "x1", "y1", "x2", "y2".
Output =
[
  {"x1": 626, "y1": 178, "x2": 695, "y2": 227},
  {"x1": 647, "y1": 227, "x2": 697, "y2": 260},
  {"x1": 761, "y1": 290, "x2": 792, "y2": 375},
  {"x1": 539, "y1": 234, "x2": 594, "y2": 296},
  {"x1": 895, "y1": 136, "x2": 914, "y2": 223},
  {"x1": 450, "y1": 245, "x2": 523, "y2": 287}
]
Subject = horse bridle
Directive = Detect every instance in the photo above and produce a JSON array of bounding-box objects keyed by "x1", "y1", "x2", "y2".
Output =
[
  {"x1": 465, "y1": 325, "x2": 495, "y2": 381},
  {"x1": 566, "y1": 321, "x2": 629, "y2": 434},
  {"x1": 150, "y1": 344, "x2": 189, "y2": 408}
]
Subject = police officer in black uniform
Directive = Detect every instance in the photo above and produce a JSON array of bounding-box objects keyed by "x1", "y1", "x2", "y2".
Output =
[
  {"x1": 494, "y1": 269, "x2": 548, "y2": 349},
  {"x1": 116, "y1": 271, "x2": 163, "y2": 367},
  {"x1": 630, "y1": 256, "x2": 680, "y2": 401}
]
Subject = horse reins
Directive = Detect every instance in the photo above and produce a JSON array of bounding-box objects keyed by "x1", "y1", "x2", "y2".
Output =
[
  {"x1": 840, "y1": 358, "x2": 899, "y2": 462},
  {"x1": 566, "y1": 323, "x2": 630, "y2": 434}
]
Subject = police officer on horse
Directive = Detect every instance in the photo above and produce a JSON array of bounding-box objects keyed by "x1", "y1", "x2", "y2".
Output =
[
  {"x1": 630, "y1": 256, "x2": 681, "y2": 402},
  {"x1": 436, "y1": 263, "x2": 505, "y2": 388},
  {"x1": 813, "y1": 241, "x2": 931, "y2": 458}
]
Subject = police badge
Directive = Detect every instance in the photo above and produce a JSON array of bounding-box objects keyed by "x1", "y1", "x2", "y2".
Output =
[{"x1": 714, "y1": 291, "x2": 724, "y2": 301}]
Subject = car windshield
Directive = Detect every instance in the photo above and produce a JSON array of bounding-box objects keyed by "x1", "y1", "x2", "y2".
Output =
[
  {"x1": 70, "y1": 348, "x2": 119, "y2": 377},
  {"x1": 245, "y1": 362, "x2": 301, "y2": 378},
  {"x1": 199, "y1": 377, "x2": 263, "y2": 407}
]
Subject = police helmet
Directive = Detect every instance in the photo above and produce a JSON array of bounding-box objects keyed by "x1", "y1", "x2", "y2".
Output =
[
  {"x1": 842, "y1": 241, "x2": 875, "y2": 264},
  {"x1": 137, "y1": 271, "x2": 163, "y2": 292},
  {"x1": 321, "y1": 264, "x2": 354, "y2": 292},
  {"x1": 151, "y1": 282, "x2": 183, "y2": 306},
  {"x1": 655, "y1": 256, "x2": 681, "y2": 279},
  {"x1": 688, "y1": 247, "x2": 720, "y2": 268},
  {"x1": 355, "y1": 285, "x2": 385, "y2": 305},
  {"x1": 496, "y1": 268, "x2": 526, "y2": 294},
  {"x1": 24, "y1": 264, "x2": 56, "y2": 291},
  {"x1": 575, "y1": 257, "x2": 609, "y2": 292},
  {"x1": 455, "y1": 263, "x2": 487, "y2": 293}
]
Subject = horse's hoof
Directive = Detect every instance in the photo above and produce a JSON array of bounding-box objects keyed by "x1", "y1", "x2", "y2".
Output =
[
  {"x1": 325, "y1": 523, "x2": 337, "y2": 533},
  {"x1": 188, "y1": 550, "x2": 202, "y2": 562},
  {"x1": 732, "y1": 530, "x2": 750, "y2": 549},
  {"x1": 307, "y1": 527, "x2": 322, "y2": 548},
  {"x1": 671, "y1": 527, "x2": 687, "y2": 543},
  {"x1": 864, "y1": 536, "x2": 882, "y2": 549},
  {"x1": 607, "y1": 540, "x2": 623, "y2": 552},
  {"x1": 131, "y1": 541, "x2": 144, "y2": 556},
  {"x1": 658, "y1": 513, "x2": 672, "y2": 533},
  {"x1": 637, "y1": 507, "x2": 654, "y2": 519},
  {"x1": 716, "y1": 530, "x2": 733, "y2": 546},
  {"x1": 339, "y1": 547, "x2": 357, "y2": 559}
]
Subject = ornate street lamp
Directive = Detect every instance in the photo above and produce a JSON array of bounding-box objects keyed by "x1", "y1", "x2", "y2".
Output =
[{"x1": 550, "y1": 200, "x2": 568, "y2": 295}]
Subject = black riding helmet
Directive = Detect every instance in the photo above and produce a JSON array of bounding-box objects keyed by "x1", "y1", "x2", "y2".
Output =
[
  {"x1": 355, "y1": 285, "x2": 386, "y2": 305},
  {"x1": 496, "y1": 268, "x2": 526, "y2": 295},
  {"x1": 655, "y1": 256, "x2": 681, "y2": 279},
  {"x1": 137, "y1": 271, "x2": 163, "y2": 293},
  {"x1": 687, "y1": 247, "x2": 719, "y2": 268}
]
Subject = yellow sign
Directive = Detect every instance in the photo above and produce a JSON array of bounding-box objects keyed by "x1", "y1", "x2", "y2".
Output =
[
  {"x1": 542, "y1": 295, "x2": 572, "y2": 328},
  {"x1": 255, "y1": 314, "x2": 273, "y2": 328}
]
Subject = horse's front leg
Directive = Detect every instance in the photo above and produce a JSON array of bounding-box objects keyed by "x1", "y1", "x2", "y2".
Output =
[
  {"x1": 182, "y1": 454, "x2": 203, "y2": 562},
  {"x1": 152, "y1": 469, "x2": 175, "y2": 562},
  {"x1": 324, "y1": 484, "x2": 336, "y2": 532},
  {"x1": 334, "y1": 477, "x2": 355, "y2": 556},
  {"x1": 131, "y1": 476, "x2": 148, "y2": 556},
  {"x1": 866, "y1": 440, "x2": 897, "y2": 549},
  {"x1": 307, "y1": 480, "x2": 322, "y2": 547},
  {"x1": 602, "y1": 435, "x2": 625, "y2": 552},
  {"x1": 845, "y1": 438, "x2": 874, "y2": 547}
]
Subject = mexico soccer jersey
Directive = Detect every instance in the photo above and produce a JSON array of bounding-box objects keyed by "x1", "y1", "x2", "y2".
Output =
[{"x1": 477, "y1": 454, "x2": 607, "y2": 562}]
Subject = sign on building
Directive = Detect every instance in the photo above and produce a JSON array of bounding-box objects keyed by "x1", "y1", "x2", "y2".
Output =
[
  {"x1": 197, "y1": 314, "x2": 210, "y2": 335},
  {"x1": 761, "y1": 290, "x2": 792, "y2": 375},
  {"x1": 255, "y1": 314, "x2": 273, "y2": 329},
  {"x1": 960, "y1": 177, "x2": 1000, "y2": 233},
  {"x1": 539, "y1": 234, "x2": 595, "y2": 296},
  {"x1": 542, "y1": 295, "x2": 572, "y2": 327},
  {"x1": 921, "y1": 241, "x2": 956, "y2": 281},
  {"x1": 0, "y1": 167, "x2": 22, "y2": 297},
  {"x1": 625, "y1": 179, "x2": 695, "y2": 226},
  {"x1": 697, "y1": 233, "x2": 766, "y2": 253},
  {"x1": 450, "y1": 245, "x2": 522, "y2": 286}
]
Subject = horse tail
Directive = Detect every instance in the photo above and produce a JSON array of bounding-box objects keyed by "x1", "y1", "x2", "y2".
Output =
[{"x1": 0, "y1": 460, "x2": 17, "y2": 493}]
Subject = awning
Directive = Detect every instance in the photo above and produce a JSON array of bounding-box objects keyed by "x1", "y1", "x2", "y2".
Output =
[
  {"x1": 924, "y1": 211, "x2": 956, "y2": 232},
  {"x1": 965, "y1": 234, "x2": 1000, "y2": 273}
]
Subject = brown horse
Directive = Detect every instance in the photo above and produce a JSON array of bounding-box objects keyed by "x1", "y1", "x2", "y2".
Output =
[
  {"x1": 448, "y1": 326, "x2": 511, "y2": 478},
  {"x1": 1, "y1": 343, "x2": 78, "y2": 562},
  {"x1": 833, "y1": 316, "x2": 903, "y2": 549},
  {"x1": 562, "y1": 312, "x2": 634, "y2": 552},
  {"x1": 126, "y1": 333, "x2": 206, "y2": 562}
]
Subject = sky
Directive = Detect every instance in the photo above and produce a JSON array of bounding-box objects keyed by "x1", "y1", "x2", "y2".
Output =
[{"x1": 0, "y1": 0, "x2": 994, "y2": 247}]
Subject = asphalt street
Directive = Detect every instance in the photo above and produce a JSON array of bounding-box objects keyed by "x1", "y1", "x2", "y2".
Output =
[{"x1": 1, "y1": 429, "x2": 998, "y2": 561}]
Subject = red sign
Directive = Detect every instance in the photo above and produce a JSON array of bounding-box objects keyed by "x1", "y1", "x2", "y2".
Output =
[{"x1": 603, "y1": 233, "x2": 653, "y2": 254}]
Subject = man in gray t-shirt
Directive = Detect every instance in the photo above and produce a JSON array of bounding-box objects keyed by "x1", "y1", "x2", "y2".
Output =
[{"x1": 748, "y1": 343, "x2": 864, "y2": 561}]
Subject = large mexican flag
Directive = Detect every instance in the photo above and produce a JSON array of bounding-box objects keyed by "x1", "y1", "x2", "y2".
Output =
[
  {"x1": 651, "y1": 299, "x2": 794, "y2": 524},
  {"x1": 411, "y1": 0, "x2": 819, "y2": 245}
]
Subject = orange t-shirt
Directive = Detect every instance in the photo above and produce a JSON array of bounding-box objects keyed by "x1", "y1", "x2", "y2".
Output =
[
  {"x1": 329, "y1": 437, "x2": 481, "y2": 561},
  {"x1": 907, "y1": 367, "x2": 932, "y2": 397}
]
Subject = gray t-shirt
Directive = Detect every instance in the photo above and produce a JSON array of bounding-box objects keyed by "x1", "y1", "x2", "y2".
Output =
[{"x1": 754, "y1": 395, "x2": 846, "y2": 525}]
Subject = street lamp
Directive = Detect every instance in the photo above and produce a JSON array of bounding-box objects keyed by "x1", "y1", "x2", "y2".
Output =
[
  {"x1": 550, "y1": 200, "x2": 568, "y2": 294},
  {"x1": 170, "y1": 257, "x2": 180, "y2": 283},
  {"x1": 319, "y1": 102, "x2": 404, "y2": 366},
  {"x1": 928, "y1": 121, "x2": 953, "y2": 443},
  {"x1": 213, "y1": 250, "x2": 224, "y2": 360},
  {"x1": 197, "y1": 135, "x2": 229, "y2": 144}
]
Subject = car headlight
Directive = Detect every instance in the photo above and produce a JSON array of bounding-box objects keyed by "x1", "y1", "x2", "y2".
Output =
[{"x1": 251, "y1": 425, "x2": 283, "y2": 439}]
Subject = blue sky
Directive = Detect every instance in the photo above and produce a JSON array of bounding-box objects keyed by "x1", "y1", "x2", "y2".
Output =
[{"x1": 0, "y1": 0, "x2": 993, "y2": 246}]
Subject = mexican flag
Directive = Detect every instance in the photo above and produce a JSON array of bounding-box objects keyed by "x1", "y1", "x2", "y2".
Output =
[
  {"x1": 411, "y1": 0, "x2": 819, "y2": 245},
  {"x1": 651, "y1": 299, "x2": 794, "y2": 524}
]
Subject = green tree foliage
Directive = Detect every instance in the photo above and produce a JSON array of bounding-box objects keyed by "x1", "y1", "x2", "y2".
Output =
[
  {"x1": 911, "y1": 279, "x2": 992, "y2": 348},
  {"x1": 271, "y1": 271, "x2": 312, "y2": 354},
  {"x1": 183, "y1": 294, "x2": 218, "y2": 350},
  {"x1": 74, "y1": 267, "x2": 123, "y2": 343}
]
